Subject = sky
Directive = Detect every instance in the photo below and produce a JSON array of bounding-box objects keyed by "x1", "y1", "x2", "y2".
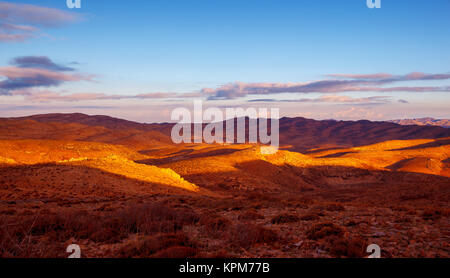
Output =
[{"x1": 0, "y1": 0, "x2": 449, "y2": 122}]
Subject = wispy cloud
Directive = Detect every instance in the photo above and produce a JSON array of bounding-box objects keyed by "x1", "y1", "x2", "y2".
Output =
[
  {"x1": 10, "y1": 90, "x2": 205, "y2": 102},
  {"x1": 332, "y1": 107, "x2": 384, "y2": 120},
  {"x1": 0, "y1": 56, "x2": 92, "y2": 95},
  {"x1": 11, "y1": 56, "x2": 75, "y2": 71},
  {"x1": 249, "y1": 95, "x2": 391, "y2": 104},
  {"x1": 0, "y1": 2, "x2": 82, "y2": 42},
  {"x1": 203, "y1": 72, "x2": 450, "y2": 100}
]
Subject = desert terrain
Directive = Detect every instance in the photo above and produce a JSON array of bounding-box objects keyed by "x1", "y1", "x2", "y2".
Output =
[{"x1": 0, "y1": 114, "x2": 449, "y2": 258}]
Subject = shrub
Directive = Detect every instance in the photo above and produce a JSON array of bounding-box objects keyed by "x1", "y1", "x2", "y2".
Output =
[
  {"x1": 118, "y1": 233, "x2": 193, "y2": 258},
  {"x1": 199, "y1": 214, "x2": 231, "y2": 237},
  {"x1": 238, "y1": 209, "x2": 264, "y2": 221},
  {"x1": 325, "y1": 235, "x2": 367, "y2": 258},
  {"x1": 325, "y1": 203, "x2": 345, "y2": 212},
  {"x1": 306, "y1": 222, "x2": 344, "y2": 240},
  {"x1": 228, "y1": 223, "x2": 279, "y2": 248},
  {"x1": 299, "y1": 213, "x2": 320, "y2": 221},
  {"x1": 152, "y1": 246, "x2": 198, "y2": 258},
  {"x1": 271, "y1": 213, "x2": 299, "y2": 224},
  {"x1": 422, "y1": 208, "x2": 442, "y2": 221}
]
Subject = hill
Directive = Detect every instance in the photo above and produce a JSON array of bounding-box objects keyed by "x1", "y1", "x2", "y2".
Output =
[
  {"x1": 3, "y1": 113, "x2": 450, "y2": 152},
  {"x1": 389, "y1": 118, "x2": 450, "y2": 128}
]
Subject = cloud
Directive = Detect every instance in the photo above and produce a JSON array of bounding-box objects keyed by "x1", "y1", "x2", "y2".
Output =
[
  {"x1": 0, "y1": 66, "x2": 91, "y2": 93},
  {"x1": 12, "y1": 90, "x2": 123, "y2": 102},
  {"x1": 0, "y1": 22, "x2": 38, "y2": 41},
  {"x1": 9, "y1": 89, "x2": 202, "y2": 102},
  {"x1": 0, "y1": 2, "x2": 81, "y2": 42},
  {"x1": 0, "y1": 56, "x2": 92, "y2": 95},
  {"x1": 133, "y1": 92, "x2": 204, "y2": 99},
  {"x1": 249, "y1": 95, "x2": 391, "y2": 104},
  {"x1": 398, "y1": 99, "x2": 409, "y2": 104},
  {"x1": 0, "y1": 2, "x2": 80, "y2": 26},
  {"x1": 203, "y1": 72, "x2": 450, "y2": 100},
  {"x1": 332, "y1": 107, "x2": 384, "y2": 120},
  {"x1": 11, "y1": 56, "x2": 75, "y2": 71},
  {"x1": 297, "y1": 95, "x2": 391, "y2": 104},
  {"x1": 326, "y1": 73, "x2": 394, "y2": 79}
]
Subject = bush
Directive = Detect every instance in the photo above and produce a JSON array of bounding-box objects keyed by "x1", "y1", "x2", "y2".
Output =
[
  {"x1": 325, "y1": 203, "x2": 345, "y2": 212},
  {"x1": 306, "y1": 222, "x2": 344, "y2": 240},
  {"x1": 152, "y1": 246, "x2": 198, "y2": 258},
  {"x1": 299, "y1": 213, "x2": 320, "y2": 221},
  {"x1": 118, "y1": 233, "x2": 193, "y2": 258},
  {"x1": 325, "y1": 236, "x2": 367, "y2": 258},
  {"x1": 238, "y1": 210, "x2": 264, "y2": 221},
  {"x1": 228, "y1": 223, "x2": 279, "y2": 248},
  {"x1": 199, "y1": 214, "x2": 231, "y2": 237},
  {"x1": 271, "y1": 213, "x2": 299, "y2": 224}
]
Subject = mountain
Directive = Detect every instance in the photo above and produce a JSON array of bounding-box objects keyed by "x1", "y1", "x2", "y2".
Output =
[
  {"x1": 389, "y1": 117, "x2": 450, "y2": 128},
  {"x1": 278, "y1": 117, "x2": 450, "y2": 152},
  {"x1": 3, "y1": 113, "x2": 450, "y2": 153}
]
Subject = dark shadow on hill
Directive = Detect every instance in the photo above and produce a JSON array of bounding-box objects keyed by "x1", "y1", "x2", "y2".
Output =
[
  {"x1": 136, "y1": 148, "x2": 246, "y2": 165},
  {"x1": 317, "y1": 151, "x2": 358, "y2": 158},
  {"x1": 388, "y1": 138, "x2": 450, "y2": 151},
  {"x1": 385, "y1": 158, "x2": 417, "y2": 171}
]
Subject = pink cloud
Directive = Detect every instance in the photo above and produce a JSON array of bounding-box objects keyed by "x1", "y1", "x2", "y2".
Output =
[
  {"x1": 202, "y1": 72, "x2": 450, "y2": 99},
  {"x1": 0, "y1": 2, "x2": 80, "y2": 27},
  {"x1": 0, "y1": 66, "x2": 91, "y2": 81},
  {"x1": 326, "y1": 73, "x2": 393, "y2": 79},
  {"x1": 0, "y1": 2, "x2": 82, "y2": 42}
]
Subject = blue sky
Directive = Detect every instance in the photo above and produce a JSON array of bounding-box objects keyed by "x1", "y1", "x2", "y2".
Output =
[{"x1": 0, "y1": 0, "x2": 449, "y2": 122}]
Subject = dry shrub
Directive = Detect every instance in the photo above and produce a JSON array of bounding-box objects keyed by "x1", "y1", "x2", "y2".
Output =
[
  {"x1": 238, "y1": 209, "x2": 264, "y2": 221},
  {"x1": 199, "y1": 214, "x2": 231, "y2": 237},
  {"x1": 207, "y1": 249, "x2": 236, "y2": 258},
  {"x1": 0, "y1": 209, "x2": 16, "y2": 215},
  {"x1": 299, "y1": 213, "x2": 320, "y2": 221},
  {"x1": 1, "y1": 201, "x2": 201, "y2": 257},
  {"x1": 271, "y1": 213, "x2": 299, "y2": 224},
  {"x1": 325, "y1": 203, "x2": 345, "y2": 212},
  {"x1": 245, "y1": 192, "x2": 281, "y2": 209},
  {"x1": 92, "y1": 202, "x2": 199, "y2": 242},
  {"x1": 228, "y1": 223, "x2": 279, "y2": 248},
  {"x1": 422, "y1": 208, "x2": 443, "y2": 221},
  {"x1": 119, "y1": 233, "x2": 194, "y2": 258},
  {"x1": 344, "y1": 220, "x2": 359, "y2": 227},
  {"x1": 152, "y1": 246, "x2": 198, "y2": 258},
  {"x1": 306, "y1": 222, "x2": 344, "y2": 240},
  {"x1": 0, "y1": 216, "x2": 67, "y2": 258},
  {"x1": 325, "y1": 235, "x2": 367, "y2": 258}
]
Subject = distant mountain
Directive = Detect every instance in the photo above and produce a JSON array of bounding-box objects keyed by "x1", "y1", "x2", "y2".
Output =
[
  {"x1": 2, "y1": 113, "x2": 450, "y2": 152},
  {"x1": 389, "y1": 117, "x2": 450, "y2": 128}
]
